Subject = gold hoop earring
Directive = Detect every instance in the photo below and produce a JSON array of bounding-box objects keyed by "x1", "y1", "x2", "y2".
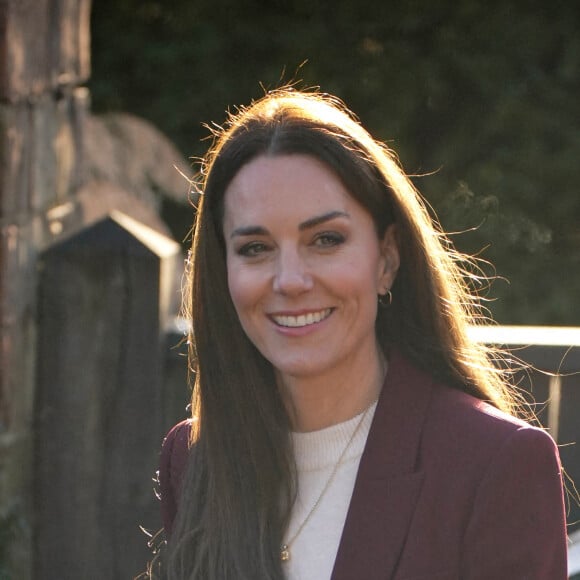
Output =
[{"x1": 378, "y1": 290, "x2": 392, "y2": 307}]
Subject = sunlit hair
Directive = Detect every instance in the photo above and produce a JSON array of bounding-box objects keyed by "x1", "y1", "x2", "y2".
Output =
[{"x1": 167, "y1": 88, "x2": 524, "y2": 580}]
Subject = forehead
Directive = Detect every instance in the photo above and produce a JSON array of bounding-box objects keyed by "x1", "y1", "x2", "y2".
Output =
[{"x1": 222, "y1": 154, "x2": 365, "y2": 229}]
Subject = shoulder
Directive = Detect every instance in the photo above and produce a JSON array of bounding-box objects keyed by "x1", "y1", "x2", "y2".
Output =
[
  {"x1": 162, "y1": 420, "x2": 193, "y2": 458},
  {"x1": 388, "y1": 349, "x2": 557, "y2": 464},
  {"x1": 159, "y1": 419, "x2": 194, "y2": 535},
  {"x1": 423, "y1": 382, "x2": 561, "y2": 477},
  {"x1": 433, "y1": 388, "x2": 569, "y2": 576},
  {"x1": 160, "y1": 419, "x2": 193, "y2": 489}
]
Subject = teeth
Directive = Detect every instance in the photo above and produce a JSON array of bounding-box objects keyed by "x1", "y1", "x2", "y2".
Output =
[{"x1": 273, "y1": 308, "x2": 331, "y2": 328}]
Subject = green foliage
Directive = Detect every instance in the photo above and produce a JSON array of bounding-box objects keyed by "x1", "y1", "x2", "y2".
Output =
[{"x1": 90, "y1": 0, "x2": 580, "y2": 325}]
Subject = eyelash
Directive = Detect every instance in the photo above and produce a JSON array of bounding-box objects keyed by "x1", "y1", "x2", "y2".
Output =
[
  {"x1": 236, "y1": 241, "x2": 271, "y2": 257},
  {"x1": 235, "y1": 231, "x2": 346, "y2": 257},
  {"x1": 313, "y1": 232, "x2": 346, "y2": 247}
]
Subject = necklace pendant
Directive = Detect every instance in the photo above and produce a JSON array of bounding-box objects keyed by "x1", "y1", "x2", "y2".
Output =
[{"x1": 280, "y1": 544, "x2": 290, "y2": 562}]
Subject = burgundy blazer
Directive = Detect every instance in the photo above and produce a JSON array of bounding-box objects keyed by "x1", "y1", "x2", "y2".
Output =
[{"x1": 159, "y1": 350, "x2": 568, "y2": 579}]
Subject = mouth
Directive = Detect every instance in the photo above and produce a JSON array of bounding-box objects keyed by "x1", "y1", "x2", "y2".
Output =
[{"x1": 271, "y1": 308, "x2": 333, "y2": 328}]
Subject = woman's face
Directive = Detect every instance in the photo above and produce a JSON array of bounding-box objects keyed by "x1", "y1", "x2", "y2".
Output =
[{"x1": 222, "y1": 154, "x2": 399, "y2": 385}]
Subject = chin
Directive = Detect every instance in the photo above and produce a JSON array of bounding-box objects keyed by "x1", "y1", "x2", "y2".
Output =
[{"x1": 271, "y1": 359, "x2": 331, "y2": 381}]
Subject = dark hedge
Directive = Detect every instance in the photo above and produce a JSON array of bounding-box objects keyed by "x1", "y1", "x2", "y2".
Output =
[{"x1": 90, "y1": 1, "x2": 580, "y2": 325}]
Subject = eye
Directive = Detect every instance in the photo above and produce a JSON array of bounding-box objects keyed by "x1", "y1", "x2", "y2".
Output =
[
  {"x1": 236, "y1": 241, "x2": 271, "y2": 257},
  {"x1": 313, "y1": 231, "x2": 346, "y2": 248}
]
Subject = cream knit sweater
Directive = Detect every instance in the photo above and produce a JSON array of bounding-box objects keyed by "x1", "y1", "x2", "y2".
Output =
[{"x1": 283, "y1": 402, "x2": 377, "y2": 580}]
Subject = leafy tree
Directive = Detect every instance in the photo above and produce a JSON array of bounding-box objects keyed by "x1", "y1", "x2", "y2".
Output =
[{"x1": 91, "y1": 0, "x2": 580, "y2": 325}]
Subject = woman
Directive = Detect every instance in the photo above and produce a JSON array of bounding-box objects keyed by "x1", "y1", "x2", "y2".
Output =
[{"x1": 158, "y1": 89, "x2": 567, "y2": 579}]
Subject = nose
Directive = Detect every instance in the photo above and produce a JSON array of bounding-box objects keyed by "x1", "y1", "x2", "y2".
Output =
[{"x1": 272, "y1": 248, "x2": 314, "y2": 295}]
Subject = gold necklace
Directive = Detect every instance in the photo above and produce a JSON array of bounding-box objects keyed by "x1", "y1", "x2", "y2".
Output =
[{"x1": 280, "y1": 402, "x2": 374, "y2": 563}]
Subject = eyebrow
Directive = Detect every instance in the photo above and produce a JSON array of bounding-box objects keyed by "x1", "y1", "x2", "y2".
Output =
[
  {"x1": 229, "y1": 210, "x2": 350, "y2": 239},
  {"x1": 299, "y1": 210, "x2": 349, "y2": 231},
  {"x1": 229, "y1": 225, "x2": 269, "y2": 238}
]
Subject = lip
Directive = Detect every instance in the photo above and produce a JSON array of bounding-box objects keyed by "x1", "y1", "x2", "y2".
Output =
[{"x1": 268, "y1": 308, "x2": 333, "y2": 333}]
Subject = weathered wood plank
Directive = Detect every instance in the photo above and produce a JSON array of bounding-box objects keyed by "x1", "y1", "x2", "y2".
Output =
[
  {"x1": 2, "y1": 87, "x2": 87, "y2": 220},
  {"x1": 0, "y1": 0, "x2": 91, "y2": 103},
  {"x1": 54, "y1": 91, "x2": 81, "y2": 202},
  {"x1": 0, "y1": 221, "x2": 37, "y2": 580},
  {"x1": 0, "y1": 428, "x2": 34, "y2": 580},
  {"x1": 29, "y1": 86, "x2": 91, "y2": 214},
  {"x1": 0, "y1": 102, "x2": 30, "y2": 219},
  {"x1": 0, "y1": 0, "x2": 52, "y2": 102},
  {"x1": 28, "y1": 96, "x2": 58, "y2": 213},
  {"x1": 52, "y1": 0, "x2": 91, "y2": 88},
  {"x1": 0, "y1": 222, "x2": 37, "y2": 426}
]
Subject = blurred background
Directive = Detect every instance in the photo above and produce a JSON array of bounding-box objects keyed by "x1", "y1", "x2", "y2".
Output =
[
  {"x1": 90, "y1": 0, "x2": 580, "y2": 326},
  {"x1": 1, "y1": 1, "x2": 579, "y2": 578}
]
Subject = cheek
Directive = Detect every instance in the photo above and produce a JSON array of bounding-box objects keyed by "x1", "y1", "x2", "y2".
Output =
[
  {"x1": 226, "y1": 267, "x2": 267, "y2": 348},
  {"x1": 342, "y1": 253, "x2": 383, "y2": 294},
  {"x1": 226, "y1": 263, "x2": 244, "y2": 310},
  {"x1": 226, "y1": 263, "x2": 259, "y2": 317}
]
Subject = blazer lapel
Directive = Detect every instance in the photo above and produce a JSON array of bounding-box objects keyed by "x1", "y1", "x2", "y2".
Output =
[{"x1": 331, "y1": 350, "x2": 434, "y2": 580}]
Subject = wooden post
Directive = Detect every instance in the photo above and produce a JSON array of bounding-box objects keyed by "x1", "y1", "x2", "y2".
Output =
[
  {"x1": 35, "y1": 213, "x2": 180, "y2": 579},
  {"x1": 1, "y1": 2, "x2": 92, "y2": 576}
]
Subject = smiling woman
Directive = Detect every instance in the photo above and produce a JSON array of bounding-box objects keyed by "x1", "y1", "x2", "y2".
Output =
[
  {"x1": 223, "y1": 154, "x2": 398, "y2": 430},
  {"x1": 157, "y1": 89, "x2": 567, "y2": 580}
]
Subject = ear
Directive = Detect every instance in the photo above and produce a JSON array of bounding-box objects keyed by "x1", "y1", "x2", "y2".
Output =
[{"x1": 377, "y1": 224, "x2": 400, "y2": 293}]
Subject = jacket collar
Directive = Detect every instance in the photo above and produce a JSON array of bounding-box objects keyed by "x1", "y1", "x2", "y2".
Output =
[{"x1": 331, "y1": 349, "x2": 434, "y2": 580}]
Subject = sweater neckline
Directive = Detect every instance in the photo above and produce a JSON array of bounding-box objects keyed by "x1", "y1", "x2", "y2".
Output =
[{"x1": 291, "y1": 401, "x2": 378, "y2": 472}]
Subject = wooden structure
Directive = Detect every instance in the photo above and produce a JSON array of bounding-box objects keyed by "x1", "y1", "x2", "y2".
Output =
[
  {"x1": 0, "y1": 2, "x2": 188, "y2": 577},
  {"x1": 35, "y1": 213, "x2": 181, "y2": 579}
]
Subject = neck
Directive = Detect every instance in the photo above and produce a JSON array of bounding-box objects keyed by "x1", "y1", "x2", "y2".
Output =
[{"x1": 279, "y1": 344, "x2": 386, "y2": 432}]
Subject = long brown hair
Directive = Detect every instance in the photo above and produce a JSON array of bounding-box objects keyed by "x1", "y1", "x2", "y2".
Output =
[{"x1": 167, "y1": 89, "x2": 522, "y2": 579}]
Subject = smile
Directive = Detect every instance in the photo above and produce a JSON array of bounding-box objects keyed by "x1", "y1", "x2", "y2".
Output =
[{"x1": 271, "y1": 308, "x2": 332, "y2": 328}]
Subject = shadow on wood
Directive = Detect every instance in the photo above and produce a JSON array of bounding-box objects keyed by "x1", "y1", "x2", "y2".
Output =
[{"x1": 34, "y1": 212, "x2": 181, "y2": 579}]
